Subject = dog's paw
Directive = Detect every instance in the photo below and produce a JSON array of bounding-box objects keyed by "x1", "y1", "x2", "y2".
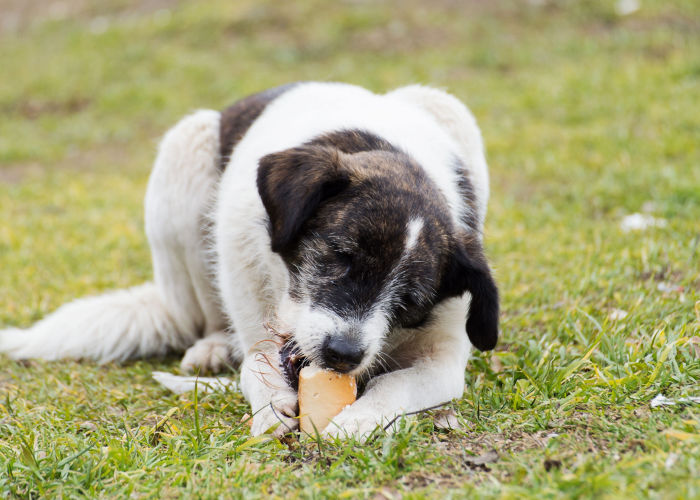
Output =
[
  {"x1": 250, "y1": 389, "x2": 299, "y2": 437},
  {"x1": 180, "y1": 333, "x2": 231, "y2": 374},
  {"x1": 323, "y1": 406, "x2": 392, "y2": 441}
]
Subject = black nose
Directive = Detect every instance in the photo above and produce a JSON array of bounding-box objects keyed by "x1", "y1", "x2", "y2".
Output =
[{"x1": 321, "y1": 336, "x2": 365, "y2": 373}]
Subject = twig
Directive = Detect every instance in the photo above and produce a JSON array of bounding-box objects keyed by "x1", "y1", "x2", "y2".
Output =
[{"x1": 382, "y1": 401, "x2": 451, "y2": 431}]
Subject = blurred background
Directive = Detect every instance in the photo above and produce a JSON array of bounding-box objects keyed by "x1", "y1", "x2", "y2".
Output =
[{"x1": 1, "y1": 0, "x2": 698, "y2": 331}]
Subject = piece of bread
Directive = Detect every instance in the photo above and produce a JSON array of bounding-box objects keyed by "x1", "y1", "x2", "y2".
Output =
[{"x1": 298, "y1": 366, "x2": 357, "y2": 434}]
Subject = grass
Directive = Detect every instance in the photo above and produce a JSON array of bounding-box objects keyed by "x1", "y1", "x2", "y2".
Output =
[{"x1": 1, "y1": 0, "x2": 699, "y2": 497}]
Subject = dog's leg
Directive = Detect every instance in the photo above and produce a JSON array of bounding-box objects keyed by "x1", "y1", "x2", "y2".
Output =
[
  {"x1": 239, "y1": 347, "x2": 299, "y2": 437},
  {"x1": 214, "y1": 159, "x2": 301, "y2": 434},
  {"x1": 324, "y1": 297, "x2": 472, "y2": 440},
  {"x1": 146, "y1": 109, "x2": 238, "y2": 372},
  {"x1": 0, "y1": 110, "x2": 231, "y2": 365},
  {"x1": 180, "y1": 331, "x2": 242, "y2": 373}
]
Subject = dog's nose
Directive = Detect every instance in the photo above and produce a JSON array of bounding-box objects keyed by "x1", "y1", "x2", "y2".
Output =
[{"x1": 321, "y1": 336, "x2": 365, "y2": 373}]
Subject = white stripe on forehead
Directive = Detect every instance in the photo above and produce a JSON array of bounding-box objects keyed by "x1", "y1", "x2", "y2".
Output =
[{"x1": 405, "y1": 218, "x2": 424, "y2": 251}]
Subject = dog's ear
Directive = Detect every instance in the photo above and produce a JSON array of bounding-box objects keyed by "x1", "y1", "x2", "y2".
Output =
[
  {"x1": 257, "y1": 146, "x2": 350, "y2": 254},
  {"x1": 440, "y1": 238, "x2": 499, "y2": 351}
]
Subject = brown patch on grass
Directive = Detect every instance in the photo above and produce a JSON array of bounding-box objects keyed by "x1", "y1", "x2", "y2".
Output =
[
  {"x1": 637, "y1": 265, "x2": 684, "y2": 283},
  {"x1": 347, "y1": 22, "x2": 451, "y2": 53},
  {"x1": 0, "y1": 138, "x2": 155, "y2": 183},
  {"x1": 371, "y1": 487, "x2": 404, "y2": 500},
  {"x1": 6, "y1": 97, "x2": 91, "y2": 120},
  {"x1": 0, "y1": 163, "x2": 46, "y2": 184},
  {"x1": 624, "y1": 13, "x2": 700, "y2": 35},
  {"x1": 400, "y1": 469, "x2": 468, "y2": 490},
  {"x1": 0, "y1": 0, "x2": 180, "y2": 35}
]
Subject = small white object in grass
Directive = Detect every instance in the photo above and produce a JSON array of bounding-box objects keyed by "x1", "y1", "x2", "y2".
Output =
[
  {"x1": 608, "y1": 309, "x2": 628, "y2": 321},
  {"x1": 615, "y1": 0, "x2": 639, "y2": 16},
  {"x1": 620, "y1": 213, "x2": 667, "y2": 232},
  {"x1": 665, "y1": 453, "x2": 679, "y2": 470},
  {"x1": 89, "y1": 16, "x2": 110, "y2": 35},
  {"x1": 657, "y1": 282, "x2": 683, "y2": 294},
  {"x1": 650, "y1": 394, "x2": 700, "y2": 408},
  {"x1": 152, "y1": 371, "x2": 238, "y2": 395}
]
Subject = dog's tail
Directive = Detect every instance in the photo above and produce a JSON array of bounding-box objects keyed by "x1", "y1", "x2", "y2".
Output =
[{"x1": 0, "y1": 282, "x2": 196, "y2": 363}]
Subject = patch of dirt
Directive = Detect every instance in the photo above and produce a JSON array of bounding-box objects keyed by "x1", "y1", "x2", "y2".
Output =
[
  {"x1": 638, "y1": 265, "x2": 685, "y2": 283},
  {"x1": 624, "y1": 13, "x2": 700, "y2": 35},
  {"x1": 347, "y1": 22, "x2": 451, "y2": 53},
  {"x1": 0, "y1": 0, "x2": 180, "y2": 35},
  {"x1": 5, "y1": 97, "x2": 91, "y2": 120},
  {"x1": 0, "y1": 141, "x2": 153, "y2": 184},
  {"x1": 400, "y1": 469, "x2": 468, "y2": 490},
  {"x1": 0, "y1": 163, "x2": 45, "y2": 183}
]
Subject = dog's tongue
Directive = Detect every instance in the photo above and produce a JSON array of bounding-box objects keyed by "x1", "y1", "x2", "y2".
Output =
[{"x1": 279, "y1": 339, "x2": 309, "y2": 391}]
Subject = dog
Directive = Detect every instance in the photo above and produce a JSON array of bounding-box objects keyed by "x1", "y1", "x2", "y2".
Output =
[{"x1": 0, "y1": 82, "x2": 499, "y2": 439}]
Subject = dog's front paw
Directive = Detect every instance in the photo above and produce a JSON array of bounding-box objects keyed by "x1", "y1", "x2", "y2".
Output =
[
  {"x1": 250, "y1": 389, "x2": 299, "y2": 438},
  {"x1": 323, "y1": 406, "x2": 393, "y2": 441},
  {"x1": 180, "y1": 333, "x2": 231, "y2": 373}
]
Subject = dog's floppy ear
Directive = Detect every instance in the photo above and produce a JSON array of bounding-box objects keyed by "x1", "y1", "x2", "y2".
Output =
[
  {"x1": 257, "y1": 146, "x2": 350, "y2": 254},
  {"x1": 440, "y1": 239, "x2": 500, "y2": 351}
]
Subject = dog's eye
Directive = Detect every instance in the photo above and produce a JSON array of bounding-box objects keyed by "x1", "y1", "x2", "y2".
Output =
[
  {"x1": 334, "y1": 249, "x2": 353, "y2": 266},
  {"x1": 332, "y1": 249, "x2": 353, "y2": 277}
]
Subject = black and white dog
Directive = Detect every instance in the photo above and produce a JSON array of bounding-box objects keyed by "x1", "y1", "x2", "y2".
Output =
[{"x1": 0, "y1": 82, "x2": 499, "y2": 438}]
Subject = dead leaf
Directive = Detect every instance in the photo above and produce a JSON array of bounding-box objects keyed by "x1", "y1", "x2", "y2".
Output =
[
  {"x1": 687, "y1": 336, "x2": 700, "y2": 359},
  {"x1": 240, "y1": 413, "x2": 253, "y2": 428},
  {"x1": 78, "y1": 421, "x2": 97, "y2": 433},
  {"x1": 433, "y1": 408, "x2": 463, "y2": 430},
  {"x1": 464, "y1": 449, "x2": 499, "y2": 469},
  {"x1": 489, "y1": 354, "x2": 504, "y2": 373},
  {"x1": 371, "y1": 487, "x2": 403, "y2": 500}
]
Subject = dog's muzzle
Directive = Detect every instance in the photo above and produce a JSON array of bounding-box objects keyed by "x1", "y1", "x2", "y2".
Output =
[{"x1": 321, "y1": 335, "x2": 365, "y2": 373}]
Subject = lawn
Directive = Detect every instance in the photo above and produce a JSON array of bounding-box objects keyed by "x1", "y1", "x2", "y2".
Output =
[{"x1": 1, "y1": 0, "x2": 699, "y2": 498}]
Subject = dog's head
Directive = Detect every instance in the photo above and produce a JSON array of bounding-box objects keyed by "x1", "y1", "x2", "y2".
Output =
[{"x1": 257, "y1": 134, "x2": 498, "y2": 376}]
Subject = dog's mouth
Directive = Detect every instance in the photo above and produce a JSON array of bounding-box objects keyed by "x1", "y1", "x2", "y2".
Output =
[{"x1": 279, "y1": 338, "x2": 309, "y2": 391}]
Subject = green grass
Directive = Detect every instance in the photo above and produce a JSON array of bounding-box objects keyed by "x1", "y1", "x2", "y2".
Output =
[{"x1": 1, "y1": 0, "x2": 699, "y2": 497}]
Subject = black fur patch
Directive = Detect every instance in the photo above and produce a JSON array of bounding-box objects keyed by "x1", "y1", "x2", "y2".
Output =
[
  {"x1": 306, "y1": 129, "x2": 399, "y2": 155},
  {"x1": 219, "y1": 83, "x2": 299, "y2": 169},
  {"x1": 452, "y1": 156, "x2": 480, "y2": 233},
  {"x1": 437, "y1": 235, "x2": 499, "y2": 350}
]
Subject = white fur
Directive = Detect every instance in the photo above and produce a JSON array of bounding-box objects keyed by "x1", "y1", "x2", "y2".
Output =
[
  {"x1": 405, "y1": 217, "x2": 424, "y2": 251},
  {"x1": 1, "y1": 82, "x2": 489, "y2": 439},
  {"x1": 387, "y1": 84, "x2": 490, "y2": 229}
]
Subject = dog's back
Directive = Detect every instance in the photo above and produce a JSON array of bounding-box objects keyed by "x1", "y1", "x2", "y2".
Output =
[{"x1": 0, "y1": 81, "x2": 492, "y2": 371}]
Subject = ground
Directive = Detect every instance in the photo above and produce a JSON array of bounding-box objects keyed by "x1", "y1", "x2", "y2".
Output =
[{"x1": 1, "y1": 0, "x2": 699, "y2": 498}]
